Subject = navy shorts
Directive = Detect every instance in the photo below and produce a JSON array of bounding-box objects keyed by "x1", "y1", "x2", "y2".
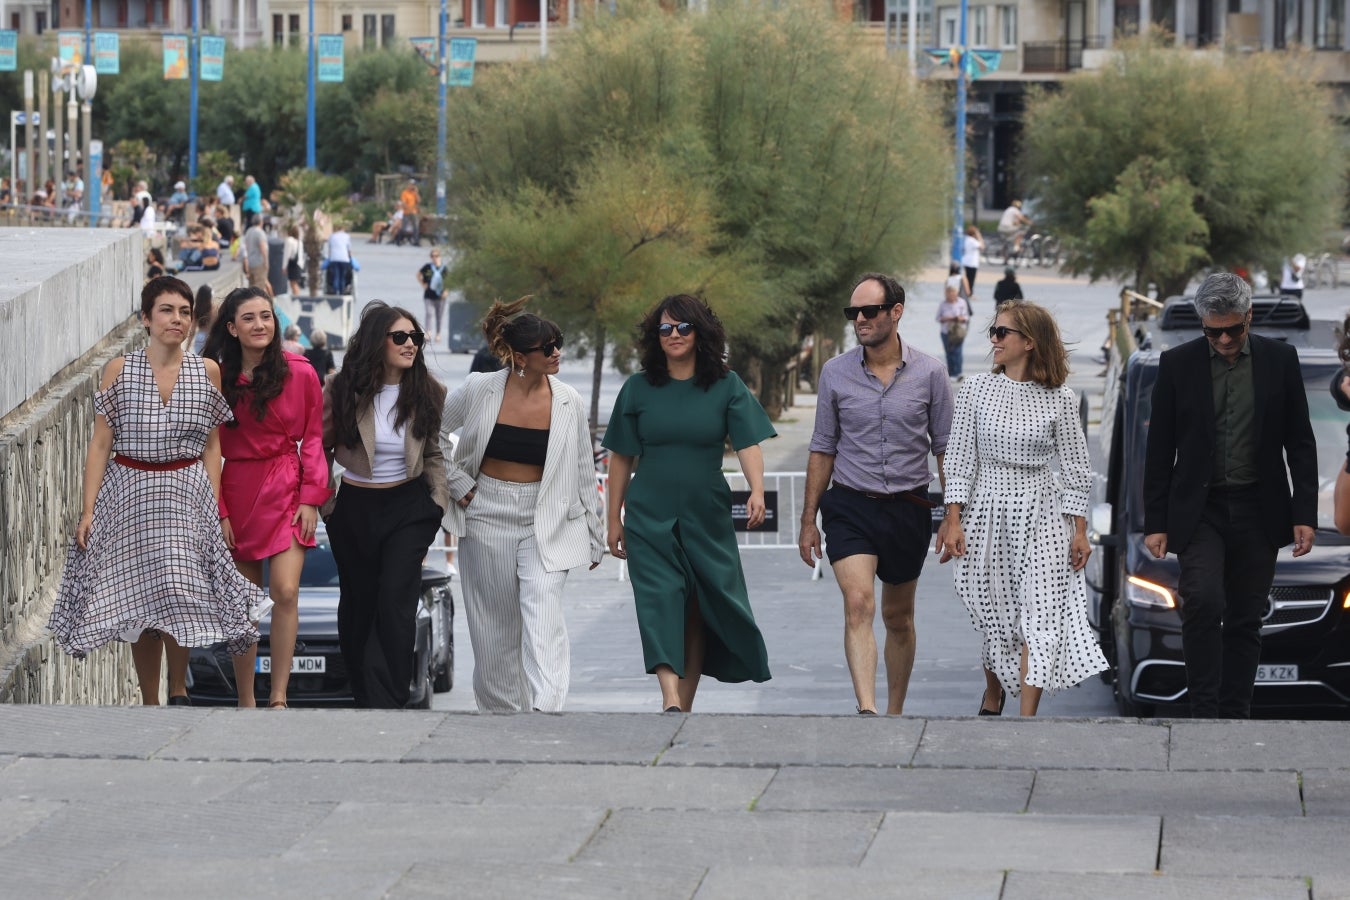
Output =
[{"x1": 818, "y1": 485, "x2": 932, "y2": 585}]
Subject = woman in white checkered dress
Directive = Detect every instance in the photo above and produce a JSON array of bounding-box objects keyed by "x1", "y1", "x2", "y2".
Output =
[{"x1": 49, "y1": 277, "x2": 261, "y2": 705}]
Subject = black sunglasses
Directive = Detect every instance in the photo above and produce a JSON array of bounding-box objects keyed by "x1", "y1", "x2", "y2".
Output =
[
  {"x1": 387, "y1": 330, "x2": 425, "y2": 347},
  {"x1": 658, "y1": 322, "x2": 695, "y2": 338},
  {"x1": 1202, "y1": 322, "x2": 1247, "y2": 340},
  {"x1": 988, "y1": 325, "x2": 1025, "y2": 340},
  {"x1": 843, "y1": 303, "x2": 897, "y2": 321},
  {"x1": 525, "y1": 337, "x2": 564, "y2": 356}
]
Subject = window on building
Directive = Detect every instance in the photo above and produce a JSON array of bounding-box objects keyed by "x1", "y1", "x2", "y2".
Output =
[
  {"x1": 970, "y1": 5, "x2": 987, "y2": 45},
  {"x1": 36, "y1": 10, "x2": 47, "y2": 32},
  {"x1": 288, "y1": 13, "x2": 300, "y2": 46},
  {"x1": 341, "y1": 14, "x2": 352, "y2": 31},
  {"x1": 272, "y1": 12, "x2": 284, "y2": 45},
  {"x1": 996, "y1": 4, "x2": 1016, "y2": 47},
  {"x1": 10, "y1": 11, "x2": 20, "y2": 30},
  {"x1": 1315, "y1": 0, "x2": 1344, "y2": 48},
  {"x1": 381, "y1": 13, "x2": 394, "y2": 46},
  {"x1": 937, "y1": 5, "x2": 957, "y2": 46},
  {"x1": 202, "y1": 0, "x2": 212, "y2": 27},
  {"x1": 1275, "y1": 0, "x2": 1302, "y2": 47},
  {"x1": 472, "y1": 0, "x2": 484, "y2": 26},
  {"x1": 363, "y1": 13, "x2": 377, "y2": 50},
  {"x1": 1114, "y1": 0, "x2": 1139, "y2": 36}
]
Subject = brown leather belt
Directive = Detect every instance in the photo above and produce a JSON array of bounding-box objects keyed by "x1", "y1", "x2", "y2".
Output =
[{"x1": 832, "y1": 482, "x2": 939, "y2": 509}]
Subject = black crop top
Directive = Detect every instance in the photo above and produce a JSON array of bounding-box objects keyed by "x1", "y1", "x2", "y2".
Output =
[{"x1": 483, "y1": 422, "x2": 549, "y2": 467}]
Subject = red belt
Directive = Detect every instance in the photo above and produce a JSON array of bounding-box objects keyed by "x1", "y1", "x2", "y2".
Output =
[{"x1": 113, "y1": 455, "x2": 199, "y2": 471}]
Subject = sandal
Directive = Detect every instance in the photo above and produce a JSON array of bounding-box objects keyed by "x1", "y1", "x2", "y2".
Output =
[{"x1": 268, "y1": 700, "x2": 288, "y2": 709}]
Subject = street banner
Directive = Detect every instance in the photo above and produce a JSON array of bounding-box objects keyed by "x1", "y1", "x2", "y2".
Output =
[
  {"x1": 163, "y1": 34, "x2": 188, "y2": 80},
  {"x1": 448, "y1": 37, "x2": 477, "y2": 87},
  {"x1": 94, "y1": 32, "x2": 119, "y2": 74},
  {"x1": 200, "y1": 35, "x2": 226, "y2": 81},
  {"x1": 317, "y1": 35, "x2": 344, "y2": 82},
  {"x1": 0, "y1": 31, "x2": 16, "y2": 72},
  {"x1": 410, "y1": 37, "x2": 437, "y2": 69},
  {"x1": 58, "y1": 31, "x2": 83, "y2": 67}
]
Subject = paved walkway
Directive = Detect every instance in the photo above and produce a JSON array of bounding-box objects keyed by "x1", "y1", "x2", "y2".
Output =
[{"x1": 1, "y1": 706, "x2": 1346, "y2": 898}]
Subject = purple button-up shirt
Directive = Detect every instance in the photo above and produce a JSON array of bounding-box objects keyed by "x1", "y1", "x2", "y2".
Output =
[{"x1": 809, "y1": 338, "x2": 953, "y2": 494}]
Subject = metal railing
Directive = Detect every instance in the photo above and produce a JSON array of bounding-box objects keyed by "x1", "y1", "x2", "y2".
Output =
[{"x1": 1022, "y1": 36, "x2": 1104, "y2": 73}]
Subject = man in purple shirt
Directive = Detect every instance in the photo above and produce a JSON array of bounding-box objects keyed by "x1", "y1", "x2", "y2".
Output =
[{"x1": 798, "y1": 273, "x2": 954, "y2": 715}]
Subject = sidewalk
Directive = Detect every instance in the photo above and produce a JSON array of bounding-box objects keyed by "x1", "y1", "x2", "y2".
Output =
[{"x1": 0, "y1": 705, "x2": 1345, "y2": 899}]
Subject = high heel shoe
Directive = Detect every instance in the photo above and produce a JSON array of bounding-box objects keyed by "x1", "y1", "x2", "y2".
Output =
[{"x1": 977, "y1": 690, "x2": 1006, "y2": 716}]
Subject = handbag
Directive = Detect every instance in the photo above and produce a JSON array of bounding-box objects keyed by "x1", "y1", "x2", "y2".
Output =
[{"x1": 947, "y1": 319, "x2": 968, "y2": 342}]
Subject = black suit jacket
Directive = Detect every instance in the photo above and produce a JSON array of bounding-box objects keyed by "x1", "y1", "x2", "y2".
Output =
[{"x1": 1143, "y1": 333, "x2": 1318, "y2": 553}]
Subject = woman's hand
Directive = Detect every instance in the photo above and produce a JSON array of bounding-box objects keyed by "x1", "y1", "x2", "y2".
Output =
[
  {"x1": 220, "y1": 516, "x2": 235, "y2": 550},
  {"x1": 936, "y1": 517, "x2": 965, "y2": 563},
  {"x1": 1069, "y1": 528, "x2": 1092, "y2": 571},
  {"x1": 607, "y1": 520, "x2": 626, "y2": 560},
  {"x1": 292, "y1": 504, "x2": 319, "y2": 542},
  {"x1": 457, "y1": 488, "x2": 476, "y2": 509},
  {"x1": 75, "y1": 512, "x2": 94, "y2": 551},
  {"x1": 745, "y1": 490, "x2": 766, "y2": 529}
]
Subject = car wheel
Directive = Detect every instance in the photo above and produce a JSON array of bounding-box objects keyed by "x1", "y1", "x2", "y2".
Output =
[
  {"x1": 410, "y1": 660, "x2": 433, "y2": 710},
  {"x1": 433, "y1": 591, "x2": 454, "y2": 693}
]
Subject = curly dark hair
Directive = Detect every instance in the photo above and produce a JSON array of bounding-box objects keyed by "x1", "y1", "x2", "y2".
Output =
[
  {"x1": 327, "y1": 301, "x2": 441, "y2": 448},
  {"x1": 201, "y1": 287, "x2": 289, "y2": 427},
  {"x1": 481, "y1": 296, "x2": 562, "y2": 369},
  {"x1": 637, "y1": 294, "x2": 728, "y2": 390}
]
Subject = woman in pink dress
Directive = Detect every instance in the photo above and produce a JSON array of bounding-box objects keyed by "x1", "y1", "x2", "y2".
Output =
[{"x1": 202, "y1": 286, "x2": 331, "y2": 707}]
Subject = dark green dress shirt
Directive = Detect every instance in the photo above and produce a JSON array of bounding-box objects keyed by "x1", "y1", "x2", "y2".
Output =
[{"x1": 1209, "y1": 338, "x2": 1256, "y2": 486}]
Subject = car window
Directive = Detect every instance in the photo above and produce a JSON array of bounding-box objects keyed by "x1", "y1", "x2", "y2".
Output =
[{"x1": 299, "y1": 540, "x2": 341, "y2": 587}]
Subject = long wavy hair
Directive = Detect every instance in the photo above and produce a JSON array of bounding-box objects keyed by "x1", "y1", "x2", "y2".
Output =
[
  {"x1": 991, "y1": 300, "x2": 1070, "y2": 389},
  {"x1": 481, "y1": 296, "x2": 562, "y2": 369},
  {"x1": 201, "y1": 286, "x2": 289, "y2": 426},
  {"x1": 327, "y1": 301, "x2": 440, "y2": 448},
  {"x1": 637, "y1": 294, "x2": 728, "y2": 390}
]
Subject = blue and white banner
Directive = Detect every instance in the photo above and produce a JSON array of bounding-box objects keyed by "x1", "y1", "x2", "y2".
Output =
[
  {"x1": 448, "y1": 37, "x2": 477, "y2": 87},
  {"x1": 317, "y1": 35, "x2": 345, "y2": 82},
  {"x1": 94, "y1": 32, "x2": 120, "y2": 74},
  {"x1": 200, "y1": 35, "x2": 226, "y2": 81},
  {"x1": 0, "y1": 31, "x2": 16, "y2": 72}
]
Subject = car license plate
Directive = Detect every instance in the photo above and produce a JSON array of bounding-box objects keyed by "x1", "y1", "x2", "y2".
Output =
[
  {"x1": 1255, "y1": 664, "x2": 1298, "y2": 683},
  {"x1": 256, "y1": 656, "x2": 327, "y2": 674}
]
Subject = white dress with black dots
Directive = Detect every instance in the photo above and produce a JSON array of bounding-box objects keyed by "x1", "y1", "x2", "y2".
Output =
[
  {"x1": 943, "y1": 372, "x2": 1108, "y2": 696},
  {"x1": 49, "y1": 350, "x2": 261, "y2": 658}
]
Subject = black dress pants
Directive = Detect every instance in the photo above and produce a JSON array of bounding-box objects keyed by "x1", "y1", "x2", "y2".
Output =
[
  {"x1": 327, "y1": 479, "x2": 442, "y2": 709},
  {"x1": 1175, "y1": 486, "x2": 1277, "y2": 719}
]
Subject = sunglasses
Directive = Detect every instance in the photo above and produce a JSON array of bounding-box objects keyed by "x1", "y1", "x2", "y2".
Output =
[
  {"x1": 843, "y1": 303, "x2": 897, "y2": 321},
  {"x1": 658, "y1": 322, "x2": 695, "y2": 338},
  {"x1": 525, "y1": 338, "x2": 564, "y2": 356},
  {"x1": 387, "y1": 330, "x2": 425, "y2": 347},
  {"x1": 1202, "y1": 322, "x2": 1247, "y2": 340},
  {"x1": 988, "y1": 325, "x2": 1025, "y2": 340}
]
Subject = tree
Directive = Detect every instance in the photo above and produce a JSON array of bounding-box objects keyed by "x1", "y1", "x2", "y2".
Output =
[
  {"x1": 1020, "y1": 40, "x2": 1345, "y2": 297},
  {"x1": 275, "y1": 167, "x2": 351, "y2": 296},
  {"x1": 446, "y1": 0, "x2": 949, "y2": 421}
]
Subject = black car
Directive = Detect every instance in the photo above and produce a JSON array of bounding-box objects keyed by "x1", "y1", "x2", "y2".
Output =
[
  {"x1": 187, "y1": 528, "x2": 454, "y2": 707},
  {"x1": 1088, "y1": 296, "x2": 1350, "y2": 716}
]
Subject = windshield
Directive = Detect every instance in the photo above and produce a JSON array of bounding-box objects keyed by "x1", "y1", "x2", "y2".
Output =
[
  {"x1": 298, "y1": 538, "x2": 340, "y2": 588},
  {"x1": 1126, "y1": 361, "x2": 1348, "y2": 533}
]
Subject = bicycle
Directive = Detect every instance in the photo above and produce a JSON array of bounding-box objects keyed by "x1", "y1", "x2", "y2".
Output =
[
  {"x1": 1304, "y1": 252, "x2": 1338, "y2": 290},
  {"x1": 1025, "y1": 231, "x2": 1061, "y2": 268}
]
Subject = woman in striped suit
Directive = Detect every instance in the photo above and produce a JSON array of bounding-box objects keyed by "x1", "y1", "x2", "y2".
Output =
[{"x1": 441, "y1": 297, "x2": 605, "y2": 712}]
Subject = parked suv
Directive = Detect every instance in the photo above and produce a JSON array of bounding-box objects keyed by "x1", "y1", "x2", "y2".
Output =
[{"x1": 1087, "y1": 295, "x2": 1350, "y2": 715}]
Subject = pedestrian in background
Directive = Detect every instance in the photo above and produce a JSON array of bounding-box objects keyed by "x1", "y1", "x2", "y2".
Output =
[
  {"x1": 241, "y1": 175, "x2": 263, "y2": 228},
  {"x1": 203, "y1": 287, "x2": 331, "y2": 708},
  {"x1": 470, "y1": 344, "x2": 505, "y2": 373},
  {"x1": 322, "y1": 302, "x2": 448, "y2": 709},
  {"x1": 189, "y1": 284, "x2": 214, "y2": 355},
  {"x1": 243, "y1": 216, "x2": 272, "y2": 297},
  {"x1": 938, "y1": 301, "x2": 1107, "y2": 716},
  {"x1": 798, "y1": 273, "x2": 952, "y2": 715},
  {"x1": 305, "y1": 329, "x2": 336, "y2": 382},
  {"x1": 440, "y1": 297, "x2": 604, "y2": 712},
  {"x1": 327, "y1": 223, "x2": 353, "y2": 295},
  {"x1": 1143, "y1": 272, "x2": 1317, "y2": 718},
  {"x1": 282, "y1": 324, "x2": 305, "y2": 355},
  {"x1": 605, "y1": 294, "x2": 776, "y2": 713},
  {"x1": 945, "y1": 261, "x2": 972, "y2": 304},
  {"x1": 936, "y1": 282, "x2": 970, "y2": 379},
  {"x1": 1329, "y1": 319, "x2": 1350, "y2": 533},
  {"x1": 49, "y1": 276, "x2": 261, "y2": 705},
  {"x1": 1280, "y1": 254, "x2": 1306, "y2": 299},
  {"x1": 962, "y1": 224, "x2": 985, "y2": 292},
  {"x1": 993, "y1": 266, "x2": 1024, "y2": 306},
  {"x1": 418, "y1": 249, "x2": 450, "y2": 344},
  {"x1": 284, "y1": 224, "x2": 306, "y2": 297}
]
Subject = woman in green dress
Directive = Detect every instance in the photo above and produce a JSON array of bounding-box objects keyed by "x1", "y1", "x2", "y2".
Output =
[{"x1": 604, "y1": 294, "x2": 777, "y2": 712}]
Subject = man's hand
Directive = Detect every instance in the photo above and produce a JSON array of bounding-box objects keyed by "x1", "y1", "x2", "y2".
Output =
[
  {"x1": 1143, "y1": 532, "x2": 1167, "y2": 559},
  {"x1": 1292, "y1": 524, "x2": 1316, "y2": 557},
  {"x1": 798, "y1": 519, "x2": 821, "y2": 567}
]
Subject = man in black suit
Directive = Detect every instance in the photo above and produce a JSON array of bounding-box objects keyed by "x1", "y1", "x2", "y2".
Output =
[{"x1": 1143, "y1": 272, "x2": 1318, "y2": 718}]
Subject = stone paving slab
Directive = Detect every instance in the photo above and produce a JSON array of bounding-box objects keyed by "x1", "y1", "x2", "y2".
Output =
[
  {"x1": 1303, "y1": 771, "x2": 1350, "y2": 817},
  {"x1": 0, "y1": 798, "x2": 64, "y2": 848},
  {"x1": 1027, "y1": 770, "x2": 1302, "y2": 817},
  {"x1": 657, "y1": 716, "x2": 924, "y2": 767},
  {"x1": 1162, "y1": 815, "x2": 1350, "y2": 878},
  {"x1": 486, "y1": 762, "x2": 773, "y2": 810},
  {"x1": 755, "y1": 766, "x2": 1034, "y2": 813},
  {"x1": 234, "y1": 761, "x2": 519, "y2": 805},
  {"x1": 694, "y1": 866, "x2": 1005, "y2": 899},
  {"x1": 389, "y1": 860, "x2": 707, "y2": 899},
  {"x1": 0, "y1": 705, "x2": 211, "y2": 758},
  {"x1": 0, "y1": 757, "x2": 265, "y2": 802},
  {"x1": 1313, "y1": 873, "x2": 1350, "y2": 899},
  {"x1": 156, "y1": 709, "x2": 445, "y2": 762},
  {"x1": 1168, "y1": 721, "x2": 1350, "y2": 771},
  {"x1": 77, "y1": 858, "x2": 408, "y2": 900},
  {"x1": 1001, "y1": 872, "x2": 1311, "y2": 899},
  {"x1": 0, "y1": 842, "x2": 114, "y2": 900},
  {"x1": 403, "y1": 712, "x2": 683, "y2": 764},
  {"x1": 575, "y1": 810, "x2": 882, "y2": 867},
  {"x1": 862, "y1": 812, "x2": 1160, "y2": 872},
  {"x1": 284, "y1": 801, "x2": 606, "y2": 866},
  {"x1": 910, "y1": 720, "x2": 1169, "y2": 770}
]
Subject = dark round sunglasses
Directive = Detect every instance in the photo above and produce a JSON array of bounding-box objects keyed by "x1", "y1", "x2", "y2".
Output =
[
  {"x1": 525, "y1": 337, "x2": 564, "y2": 356},
  {"x1": 843, "y1": 303, "x2": 897, "y2": 321},
  {"x1": 387, "y1": 330, "x2": 425, "y2": 347},
  {"x1": 658, "y1": 322, "x2": 695, "y2": 338},
  {"x1": 1202, "y1": 322, "x2": 1247, "y2": 340},
  {"x1": 988, "y1": 325, "x2": 1025, "y2": 340}
]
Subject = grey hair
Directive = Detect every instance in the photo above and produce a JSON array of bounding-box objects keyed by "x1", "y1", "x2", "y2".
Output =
[{"x1": 1193, "y1": 272, "x2": 1253, "y2": 318}]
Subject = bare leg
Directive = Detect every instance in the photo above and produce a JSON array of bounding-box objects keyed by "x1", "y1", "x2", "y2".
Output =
[
  {"x1": 231, "y1": 558, "x2": 264, "y2": 707},
  {"x1": 832, "y1": 555, "x2": 880, "y2": 712},
  {"x1": 1019, "y1": 644, "x2": 1043, "y2": 716},
  {"x1": 981, "y1": 667, "x2": 1003, "y2": 713},
  {"x1": 265, "y1": 540, "x2": 308, "y2": 707},
  {"x1": 130, "y1": 633, "x2": 164, "y2": 705},
  {"x1": 676, "y1": 599, "x2": 705, "y2": 712},
  {"x1": 880, "y1": 580, "x2": 918, "y2": 715},
  {"x1": 163, "y1": 635, "x2": 190, "y2": 701},
  {"x1": 655, "y1": 665, "x2": 682, "y2": 710}
]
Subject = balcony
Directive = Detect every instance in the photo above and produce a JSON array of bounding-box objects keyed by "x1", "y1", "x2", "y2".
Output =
[{"x1": 1022, "y1": 36, "x2": 1104, "y2": 74}]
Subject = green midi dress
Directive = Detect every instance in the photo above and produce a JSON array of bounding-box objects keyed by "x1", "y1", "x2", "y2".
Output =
[{"x1": 603, "y1": 372, "x2": 777, "y2": 683}]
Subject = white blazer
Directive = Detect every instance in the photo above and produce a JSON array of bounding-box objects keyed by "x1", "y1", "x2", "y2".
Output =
[{"x1": 440, "y1": 370, "x2": 605, "y2": 571}]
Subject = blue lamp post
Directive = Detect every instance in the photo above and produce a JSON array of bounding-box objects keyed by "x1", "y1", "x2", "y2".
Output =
[
  {"x1": 306, "y1": 0, "x2": 315, "y2": 168},
  {"x1": 436, "y1": 0, "x2": 447, "y2": 218},
  {"x1": 950, "y1": 0, "x2": 969, "y2": 264},
  {"x1": 189, "y1": 0, "x2": 199, "y2": 180}
]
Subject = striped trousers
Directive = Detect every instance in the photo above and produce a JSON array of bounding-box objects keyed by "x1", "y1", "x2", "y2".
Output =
[{"x1": 459, "y1": 474, "x2": 570, "y2": 712}]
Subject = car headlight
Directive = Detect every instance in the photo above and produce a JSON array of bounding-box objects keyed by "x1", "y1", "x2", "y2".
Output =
[{"x1": 1125, "y1": 575, "x2": 1176, "y2": 609}]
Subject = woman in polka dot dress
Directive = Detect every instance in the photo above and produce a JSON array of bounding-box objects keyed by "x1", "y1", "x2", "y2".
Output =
[{"x1": 936, "y1": 301, "x2": 1108, "y2": 716}]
